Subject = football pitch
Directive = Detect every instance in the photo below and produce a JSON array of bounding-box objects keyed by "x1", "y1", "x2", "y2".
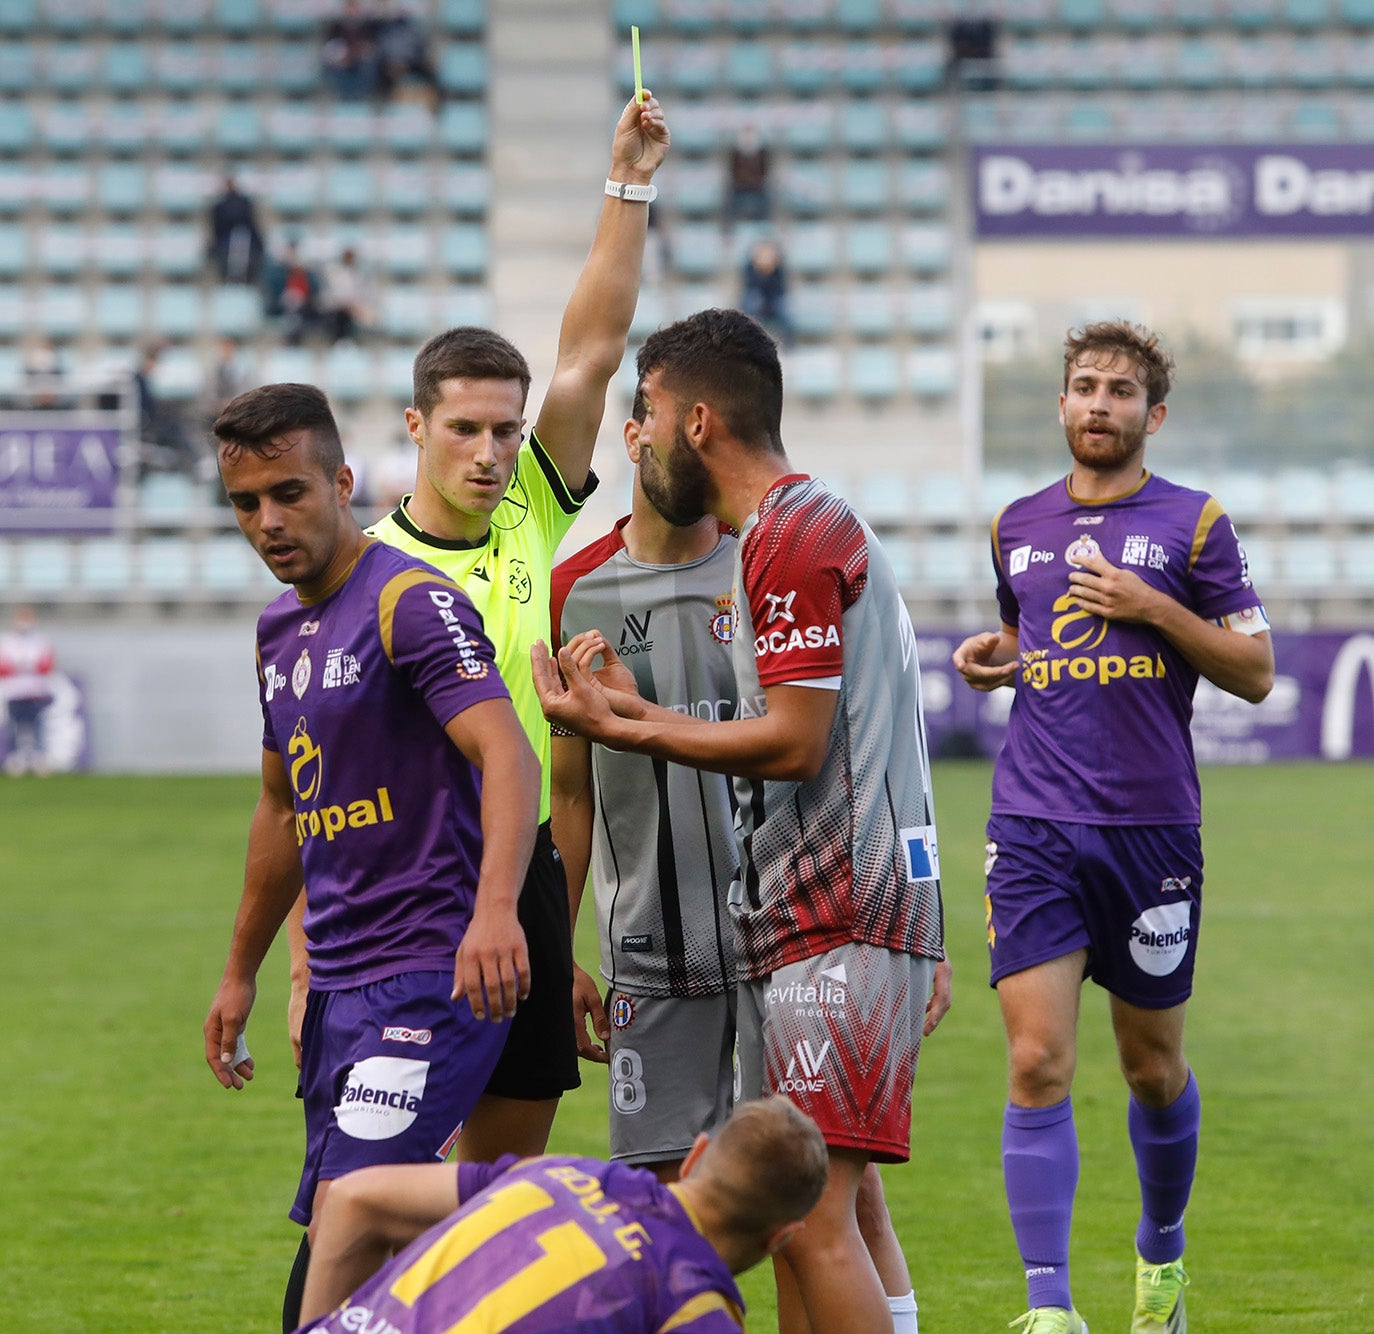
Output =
[{"x1": 1, "y1": 762, "x2": 1369, "y2": 1332}]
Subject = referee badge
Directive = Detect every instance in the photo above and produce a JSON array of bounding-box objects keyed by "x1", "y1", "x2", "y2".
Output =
[{"x1": 611, "y1": 995, "x2": 635, "y2": 1030}]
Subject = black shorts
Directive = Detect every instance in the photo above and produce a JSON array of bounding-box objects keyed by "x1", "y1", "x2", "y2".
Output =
[{"x1": 482, "y1": 822, "x2": 581, "y2": 1100}]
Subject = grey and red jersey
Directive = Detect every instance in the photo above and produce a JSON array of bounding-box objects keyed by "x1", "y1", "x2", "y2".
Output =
[
  {"x1": 729, "y1": 476, "x2": 944, "y2": 982},
  {"x1": 990, "y1": 471, "x2": 1268, "y2": 826},
  {"x1": 255, "y1": 539, "x2": 509, "y2": 990},
  {"x1": 551, "y1": 519, "x2": 739, "y2": 997}
]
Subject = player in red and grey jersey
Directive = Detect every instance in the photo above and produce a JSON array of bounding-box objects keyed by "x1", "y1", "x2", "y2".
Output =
[
  {"x1": 533, "y1": 309, "x2": 948, "y2": 1334},
  {"x1": 550, "y1": 400, "x2": 741, "y2": 1179}
]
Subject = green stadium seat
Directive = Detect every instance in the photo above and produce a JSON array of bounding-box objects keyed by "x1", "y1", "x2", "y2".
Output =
[
  {"x1": 40, "y1": 164, "x2": 92, "y2": 216},
  {"x1": 846, "y1": 285, "x2": 899, "y2": 338},
  {"x1": 1338, "y1": 536, "x2": 1374, "y2": 587},
  {"x1": 880, "y1": 536, "x2": 918, "y2": 589},
  {"x1": 0, "y1": 289, "x2": 22, "y2": 336},
  {"x1": 1118, "y1": 37, "x2": 1167, "y2": 89},
  {"x1": 781, "y1": 160, "x2": 833, "y2": 217},
  {"x1": 152, "y1": 42, "x2": 204, "y2": 93},
  {"x1": 75, "y1": 538, "x2": 137, "y2": 593},
  {"x1": 382, "y1": 104, "x2": 434, "y2": 156},
  {"x1": 444, "y1": 287, "x2": 492, "y2": 329},
  {"x1": 99, "y1": 163, "x2": 147, "y2": 216},
  {"x1": 151, "y1": 287, "x2": 203, "y2": 340},
  {"x1": 781, "y1": 104, "x2": 834, "y2": 155},
  {"x1": 439, "y1": 166, "x2": 492, "y2": 217},
  {"x1": 266, "y1": 164, "x2": 323, "y2": 217},
  {"x1": 326, "y1": 106, "x2": 377, "y2": 155},
  {"x1": 1066, "y1": 101, "x2": 1114, "y2": 138},
  {"x1": 1174, "y1": 0, "x2": 1218, "y2": 27},
  {"x1": 439, "y1": 103, "x2": 487, "y2": 155},
  {"x1": 1279, "y1": 535, "x2": 1338, "y2": 586},
  {"x1": 839, "y1": 42, "x2": 886, "y2": 96},
  {"x1": 440, "y1": 226, "x2": 489, "y2": 277},
  {"x1": 0, "y1": 105, "x2": 34, "y2": 155},
  {"x1": 139, "y1": 538, "x2": 198, "y2": 593},
  {"x1": 1064, "y1": 37, "x2": 1111, "y2": 91},
  {"x1": 1175, "y1": 39, "x2": 1225, "y2": 88},
  {"x1": 201, "y1": 534, "x2": 263, "y2": 592},
  {"x1": 920, "y1": 536, "x2": 979, "y2": 588},
  {"x1": 1274, "y1": 468, "x2": 1331, "y2": 522},
  {"x1": 1230, "y1": 36, "x2": 1281, "y2": 88},
  {"x1": 785, "y1": 347, "x2": 841, "y2": 403},
  {"x1": 855, "y1": 473, "x2": 912, "y2": 525},
  {"x1": 270, "y1": 0, "x2": 327, "y2": 36},
  {"x1": 92, "y1": 225, "x2": 144, "y2": 278},
  {"x1": 1291, "y1": 36, "x2": 1337, "y2": 87},
  {"x1": 43, "y1": 41, "x2": 99, "y2": 93},
  {"x1": 850, "y1": 348, "x2": 901, "y2": 403},
  {"x1": 160, "y1": 0, "x2": 214, "y2": 35},
  {"x1": 667, "y1": 0, "x2": 716, "y2": 36},
  {"x1": 152, "y1": 166, "x2": 211, "y2": 216},
  {"x1": 1059, "y1": 0, "x2": 1109, "y2": 24},
  {"x1": 0, "y1": 43, "x2": 34, "y2": 92},
  {"x1": 907, "y1": 347, "x2": 958, "y2": 398},
  {"x1": 95, "y1": 286, "x2": 146, "y2": 340},
  {"x1": 274, "y1": 41, "x2": 319, "y2": 95},
  {"x1": 613, "y1": 0, "x2": 659, "y2": 26},
  {"x1": 1343, "y1": 0, "x2": 1374, "y2": 21},
  {"x1": 377, "y1": 226, "x2": 432, "y2": 278},
  {"x1": 670, "y1": 45, "x2": 722, "y2": 98},
  {"x1": 0, "y1": 225, "x2": 25, "y2": 277},
  {"x1": 104, "y1": 105, "x2": 153, "y2": 157},
  {"x1": 217, "y1": 42, "x2": 261, "y2": 96},
  {"x1": 326, "y1": 163, "x2": 377, "y2": 216},
  {"x1": 0, "y1": 166, "x2": 29, "y2": 214},
  {"x1": 669, "y1": 224, "x2": 726, "y2": 279},
  {"x1": 839, "y1": 101, "x2": 888, "y2": 154},
  {"x1": 325, "y1": 344, "x2": 377, "y2": 402},
  {"x1": 788, "y1": 223, "x2": 840, "y2": 277},
  {"x1": 39, "y1": 107, "x2": 93, "y2": 157},
  {"x1": 17, "y1": 540, "x2": 74, "y2": 594},
  {"x1": 1290, "y1": 98, "x2": 1341, "y2": 137},
  {"x1": 439, "y1": 44, "x2": 488, "y2": 96},
  {"x1": 1333, "y1": 466, "x2": 1374, "y2": 521},
  {"x1": 383, "y1": 347, "x2": 418, "y2": 399},
  {"x1": 266, "y1": 107, "x2": 317, "y2": 157},
  {"x1": 379, "y1": 287, "x2": 433, "y2": 340},
  {"x1": 893, "y1": 102, "x2": 946, "y2": 152},
  {"x1": 440, "y1": 0, "x2": 486, "y2": 34},
  {"x1": 790, "y1": 285, "x2": 838, "y2": 340},
  {"x1": 835, "y1": 0, "x2": 882, "y2": 35},
  {"x1": 892, "y1": 40, "x2": 945, "y2": 94},
  {"x1": 845, "y1": 221, "x2": 894, "y2": 276},
  {"x1": 104, "y1": 42, "x2": 149, "y2": 94},
  {"x1": 779, "y1": 0, "x2": 831, "y2": 32},
  {"x1": 213, "y1": 105, "x2": 262, "y2": 154},
  {"x1": 919, "y1": 473, "x2": 973, "y2": 526},
  {"x1": 1283, "y1": 0, "x2": 1332, "y2": 24},
  {"x1": 782, "y1": 43, "x2": 832, "y2": 97},
  {"x1": 907, "y1": 284, "x2": 954, "y2": 337},
  {"x1": 1228, "y1": 0, "x2": 1281, "y2": 27},
  {"x1": 209, "y1": 286, "x2": 261, "y2": 338},
  {"x1": 901, "y1": 222, "x2": 951, "y2": 273},
  {"x1": 159, "y1": 104, "x2": 213, "y2": 157},
  {"x1": 842, "y1": 160, "x2": 890, "y2": 215},
  {"x1": 215, "y1": 0, "x2": 259, "y2": 35},
  {"x1": 726, "y1": 42, "x2": 773, "y2": 96},
  {"x1": 149, "y1": 225, "x2": 202, "y2": 279},
  {"x1": 0, "y1": 0, "x2": 36, "y2": 34},
  {"x1": 726, "y1": 0, "x2": 770, "y2": 33},
  {"x1": 1216, "y1": 471, "x2": 1272, "y2": 524},
  {"x1": 36, "y1": 224, "x2": 85, "y2": 277},
  {"x1": 262, "y1": 346, "x2": 319, "y2": 386}
]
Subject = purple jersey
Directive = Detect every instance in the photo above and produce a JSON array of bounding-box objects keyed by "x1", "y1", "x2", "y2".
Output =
[
  {"x1": 256, "y1": 539, "x2": 509, "y2": 989},
  {"x1": 298, "y1": 1154, "x2": 746, "y2": 1333},
  {"x1": 990, "y1": 472, "x2": 1266, "y2": 825}
]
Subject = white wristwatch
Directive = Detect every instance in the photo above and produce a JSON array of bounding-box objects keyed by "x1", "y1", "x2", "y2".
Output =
[{"x1": 605, "y1": 178, "x2": 658, "y2": 203}]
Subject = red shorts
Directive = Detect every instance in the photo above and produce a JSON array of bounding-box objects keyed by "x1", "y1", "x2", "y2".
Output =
[{"x1": 736, "y1": 942, "x2": 935, "y2": 1163}]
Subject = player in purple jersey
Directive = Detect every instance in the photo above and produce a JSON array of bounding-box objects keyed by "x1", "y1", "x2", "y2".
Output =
[
  {"x1": 533, "y1": 310, "x2": 950, "y2": 1334},
  {"x1": 954, "y1": 323, "x2": 1275, "y2": 1334},
  {"x1": 201, "y1": 385, "x2": 541, "y2": 1329},
  {"x1": 294, "y1": 1096, "x2": 828, "y2": 1332}
]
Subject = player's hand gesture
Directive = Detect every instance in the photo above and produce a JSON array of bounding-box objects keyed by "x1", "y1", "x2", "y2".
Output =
[
  {"x1": 610, "y1": 91, "x2": 669, "y2": 183},
  {"x1": 454, "y1": 908, "x2": 530, "y2": 1023},
  {"x1": 953, "y1": 631, "x2": 1018, "y2": 692},
  {"x1": 204, "y1": 975, "x2": 257, "y2": 1090},
  {"x1": 564, "y1": 630, "x2": 645, "y2": 713},
  {"x1": 572, "y1": 963, "x2": 611, "y2": 1064},
  {"x1": 531, "y1": 639, "x2": 615, "y2": 739},
  {"x1": 1067, "y1": 550, "x2": 1161, "y2": 624}
]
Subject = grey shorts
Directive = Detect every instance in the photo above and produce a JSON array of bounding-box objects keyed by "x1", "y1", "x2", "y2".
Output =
[{"x1": 605, "y1": 987, "x2": 737, "y2": 1167}]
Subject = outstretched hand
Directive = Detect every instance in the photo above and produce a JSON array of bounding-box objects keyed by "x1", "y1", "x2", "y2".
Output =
[
  {"x1": 952, "y1": 631, "x2": 1018, "y2": 692},
  {"x1": 610, "y1": 91, "x2": 670, "y2": 181},
  {"x1": 531, "y1": 640, "x2": 615, "y2": 740}
]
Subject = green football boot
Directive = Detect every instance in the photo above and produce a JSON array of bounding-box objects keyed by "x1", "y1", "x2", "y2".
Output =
[
  {"x1": 1007, "y1": 1308, "x2": 1088, "y2": 1334},
  {"x1": 1132, "y1": 1255, "x2": 1188, "y2": 1333}
]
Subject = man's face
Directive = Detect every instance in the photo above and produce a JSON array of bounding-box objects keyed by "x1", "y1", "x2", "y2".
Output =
[
  {"x1": 1059, "y1": 351, "x2": 1165, "y2": 472},
  {"x1": 406, "y1": 377, "x2": 525, "y2": 535},
  {"x1": 220, "y1": 431, "x2": 352, "y2": 592},
  {"x1": 635, "y1": 372, "x2": 710, "y2": 527}
]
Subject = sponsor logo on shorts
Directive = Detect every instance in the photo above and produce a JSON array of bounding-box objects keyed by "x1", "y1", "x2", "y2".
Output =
[
  {"x1": 1009, "y1": 544, "x2": 1055, "y2": 577},
  {"x1": 611, "y1": 995, "x2": 635, "y2": 1030},
  {"x1": 1128, "y1": 902, "x2": 1192, "y2": 977},
  {"x1": 779, "y1": 1039, "x2": 830, "y2": 1094},
  {"x1": 1160, "y1": 876, "x2": 1193, "y2": 894},
  {"x1": 335, "y1": 1056, "x2": 429, "y2": 1140},
  {"x1": 765, "y1": 968, "x2": 847, "y2": 1016},
  {"x1": 381, "y1": 1026, "x2": 432, "y2": 1045},
  {"x1": 901, "y1": 825, "x2": 940, "y2": 881}
]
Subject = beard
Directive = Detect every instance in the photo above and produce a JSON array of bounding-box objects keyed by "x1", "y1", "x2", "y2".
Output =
[
  {"x1": 1065, "y1": 413, "x2": 1148, "y2": 472},
  {"x1": 640, "y1": 420, "x2": 710, "y2": 527}
]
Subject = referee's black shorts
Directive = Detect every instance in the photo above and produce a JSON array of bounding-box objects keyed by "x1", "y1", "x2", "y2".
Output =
[{"x1": 483, "y1": 821, "x2": 581, "y2": 1100}]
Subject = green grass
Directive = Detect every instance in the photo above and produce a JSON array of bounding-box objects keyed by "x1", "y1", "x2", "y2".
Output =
[{"x1": 1, "y1": 764, "x2": 1370, "y2": 1330}]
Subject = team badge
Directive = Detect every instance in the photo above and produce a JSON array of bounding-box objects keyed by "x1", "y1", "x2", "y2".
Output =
[
  {"x1": 507, "y1": 557, "x2": 532, "y2": 604},
  {"x1": 1160, "y1": 876, "x2": 1193, "y2": 894},
  {"x1": 1065, "y1": 535, "x2": 1101, "y2": 567},
  {"x1": 292, "y1": 648, "x2": 312, "y2": 699},
  {"x1": 611, "y1": 995, "x2": 635, "y2": 1030},
  {"x1": 710, "y1": 594, "x2": 735, "y2": 645}
]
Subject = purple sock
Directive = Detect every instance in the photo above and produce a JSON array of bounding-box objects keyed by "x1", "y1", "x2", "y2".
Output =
[
  {"x1": 1130, "y1": 1070, "x2": 1200, "y2": 1264},
  {"x1": 1003, "y1": 1097, "x2": 1078, "y2": 1311}
]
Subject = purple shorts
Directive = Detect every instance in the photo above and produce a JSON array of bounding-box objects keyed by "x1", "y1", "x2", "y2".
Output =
[
  {"x1": 984, "y1": 815, "x2": 1203, "y2": 1010},
  {"x1": 290, "y1": 970, "x2": 509, "y2": 1226}
]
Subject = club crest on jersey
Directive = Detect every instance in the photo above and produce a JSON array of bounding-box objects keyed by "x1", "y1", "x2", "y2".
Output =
[
  {"x1": 292, "y1": 647, "x2": 312, "y2": 698},
  {"x1": 710, "y1": 593, "x2": 735, "y2": 644},
  {"x1": 1065, "y1": 535, "x2": 1100, "y2": 567},
  {"x1": 611, "y1": 995, "x2": 635, "y2": 1030}
]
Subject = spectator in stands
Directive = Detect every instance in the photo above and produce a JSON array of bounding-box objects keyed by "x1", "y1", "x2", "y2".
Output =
[
  {"x1": 263, "y1": 240, "x2": 323, "y2": 347},
  {"x1": 21, "y1": 338, "x2": 70, "y2": 410},
  {"x1": 375, "y1": 0, "x2": 440, "y2": 112},
  {"x1": 739, "y1": 238, "x2": 795, "y2": 348},
  {"x1": 724, "y1": 126, "x2": 772, "y2": 227},
  {"x1": 320, "y1": 247, "x2": 376, "y2": 345},
  {"x1": 946, "y1": 9, "x2": 999, "y2": 91},
  {"x1": 322, "y1": 0, "x2": 382, "y2": 102},
  {"x1": 0, "y1": 606, "x2": 57, "y2": 778},
  {"x1": 207, "y1": 176, "x2": 266, "y2": 285},
  {"x1": 134, "y1": 342, "x2": 194, "y2": 475}
]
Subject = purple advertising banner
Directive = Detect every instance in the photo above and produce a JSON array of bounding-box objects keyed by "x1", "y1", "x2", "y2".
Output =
[
  {"x1": 0, "y1": 423, "x2": 122, "y2": 531},
  {"x1": 918, "y1": 630, "x2": 1374, "y2": 763},
  {"x1": 973, "y1": 144, "x2": 1374, "y2": 239}
]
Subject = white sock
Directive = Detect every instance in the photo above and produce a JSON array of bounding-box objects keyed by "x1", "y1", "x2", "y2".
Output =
[{"x1": 888, "y1": 1290, "x2": 919, "y2": 1334}]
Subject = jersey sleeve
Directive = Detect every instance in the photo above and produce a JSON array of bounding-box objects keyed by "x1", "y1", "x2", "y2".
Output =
[
  {"x1": 742, "y1": 498, "x2": 865, "y2": 687},
  {"x1": 656, "y1": 1293, "x2": 746, "y2": 1332},
  {"x1": 378, "y1": 571, "x2": 511, "y2": 729},
  {"x1": 1188, "y1": 499, "x2": 1267, "y2": 622},
  {"x1": 455, "y1": 1155, "x2": 520, "y2": 1204}
]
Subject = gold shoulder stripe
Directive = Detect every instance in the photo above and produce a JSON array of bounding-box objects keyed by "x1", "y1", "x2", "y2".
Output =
[
  {"x1": 658, "y1": 1291, "x2": 744, "y2": 1332},
  {"x1": 990, "y1": 506, "x2": 1008, "y2": 577},
  {"x1": 378, "y1": 569, "x2": 462, "y2": 663},
  {"x1": 1190, "y1": 496, "x2": 1225, "y2": 573}
]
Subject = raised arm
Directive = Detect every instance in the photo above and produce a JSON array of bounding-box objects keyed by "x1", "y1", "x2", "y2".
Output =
[
  {"x1": 532, "y1": 93, "x2": 670, "y2": 491},
  {"x1": 444, "y1": 697, "x2": 542, "y2": 1022},
  {"x1": 204, "y1": 747, "x2": 304, "y2": 1089}
]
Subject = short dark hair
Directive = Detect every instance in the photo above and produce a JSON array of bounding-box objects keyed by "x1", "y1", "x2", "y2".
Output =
[
  {"x1": 629, "y1": 385, "x2": 647, "y2": 424},
  {"x1": 636, "y1": 309, "x2": 784, "y2": 452},
  {"x1": 213, "y1": 383, "x2": 345, "y2": 475},
  {"x1": 1063, "y1": 321, "x2": 1175, "y2": 407},
  {"x1": 412, "y1": 327, "x2": 532, "y2": 421}
]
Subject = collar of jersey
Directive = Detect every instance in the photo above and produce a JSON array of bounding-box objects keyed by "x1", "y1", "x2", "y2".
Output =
[
  {"x1": 392, "y1": 495, "x2": 494, "y2": 551},
  {"x1": 1065, "y1": 468, "x2": 1152, "y2": 506}
]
